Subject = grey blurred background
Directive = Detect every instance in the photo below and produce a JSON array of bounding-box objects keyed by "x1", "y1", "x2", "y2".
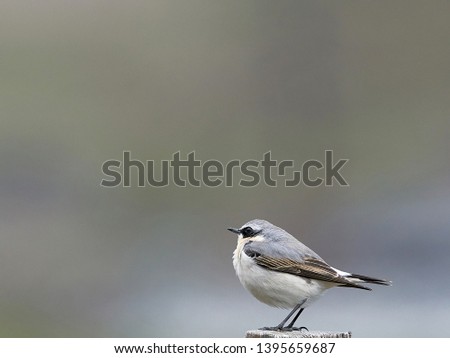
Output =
[{"x1": 1, "y1": 0, "x2": 449, "y2": 337}]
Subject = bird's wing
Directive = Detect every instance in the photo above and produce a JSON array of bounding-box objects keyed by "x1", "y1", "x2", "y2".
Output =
[{"x1": 243, "y1": 242, "x2": 371, "y2": 290}]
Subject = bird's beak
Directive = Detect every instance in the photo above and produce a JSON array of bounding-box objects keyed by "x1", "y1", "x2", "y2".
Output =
[{"x1": 227, "y1": 227, "x2": 241, "y2": 234}]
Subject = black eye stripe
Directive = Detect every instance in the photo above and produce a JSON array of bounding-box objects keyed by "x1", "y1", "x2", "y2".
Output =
[{"x1": 241, "y1": 226, "x2": 259, "y2": 238}]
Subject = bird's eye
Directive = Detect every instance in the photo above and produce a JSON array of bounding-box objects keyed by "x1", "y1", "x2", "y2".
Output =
[{"x1": 241, "y1": 226, "x2": 254, "y2": 238}]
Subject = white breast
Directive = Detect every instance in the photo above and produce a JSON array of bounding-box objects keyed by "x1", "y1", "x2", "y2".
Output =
[{"x1": 233, "y1": 238, "x2": 332, "y2": 309}]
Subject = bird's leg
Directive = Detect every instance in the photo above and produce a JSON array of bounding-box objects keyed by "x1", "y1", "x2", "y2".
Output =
[
  {"x1": 286, "y1": 308, "x2": 308, "y2": 331},
  {"x1": 274, "y1": 304, "x2": 302, "y2": 331},
  {"x1": 259, "y1": 303, "x2": 303, "y2": 331},
  {"x1": 286, "y1": 308, "x2": 304, "y2": 328},
  {"x1": 286, "y1": 299, "x2": 308, "y2": 331}
]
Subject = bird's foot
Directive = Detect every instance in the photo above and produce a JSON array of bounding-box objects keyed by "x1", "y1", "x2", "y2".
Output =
[
  {"x1": 258, "y1": 326, "x2": 308, "y2": 332},
  {"x1": 290, "y1": 326, "x2": 309, "y2": 332},
  {"x1": 259, "y1": 326, "x2": 280, "y2": 331}
]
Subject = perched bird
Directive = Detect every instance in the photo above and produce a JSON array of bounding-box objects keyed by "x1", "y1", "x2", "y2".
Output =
[{"x1": 229, "y1": 219, "x2": 391, "y2": 331}]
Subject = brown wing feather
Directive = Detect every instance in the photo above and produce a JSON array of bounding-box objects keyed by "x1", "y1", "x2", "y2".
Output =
[{"x1": 254, "y1": 255, "x2": 371, "y2": 290}]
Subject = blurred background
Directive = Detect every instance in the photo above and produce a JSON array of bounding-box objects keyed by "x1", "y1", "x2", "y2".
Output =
[{"x1": 1, "y1": 0, "x2": 449, "y2": 337}]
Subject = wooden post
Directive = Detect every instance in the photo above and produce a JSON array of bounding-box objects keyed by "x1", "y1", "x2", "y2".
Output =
[{"x1": 246, "y1": 329, "x2": 351, "y2": 338}]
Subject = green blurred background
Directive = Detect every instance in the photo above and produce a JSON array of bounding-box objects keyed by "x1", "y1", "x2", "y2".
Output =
[{"x1": 1, "y1": 0, "x2": 449, "y2": 337}]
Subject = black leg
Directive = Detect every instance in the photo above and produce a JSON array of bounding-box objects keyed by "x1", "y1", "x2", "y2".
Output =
[
  {"x1": 286, "y1": 308, "x2": 304, "y2": 328},
  {"x1": 275, "y1": 304, "x2": 302, "y2": 330},
  {"x1": 259, "y1": 299, "x2": 308, "y2": 331},
  {"x1": 286, "y1": 298, "x2": 308, "y2": 331},
  {"x1": 286, "y1": 309, "x2": 308, "y2": 331},
  {"x1": 259, "y1": 303, "x2": 302, "y2": 331}
]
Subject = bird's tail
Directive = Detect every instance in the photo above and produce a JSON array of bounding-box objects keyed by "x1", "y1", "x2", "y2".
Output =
[{"x1": 344, "y1": 273, "x2": 392, "y2": 291}]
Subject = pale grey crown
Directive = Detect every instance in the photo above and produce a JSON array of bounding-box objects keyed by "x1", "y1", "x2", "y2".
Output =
[
  {"x1": 240, "y1": 219, "x2": 285, "y2": 239},
  {"x1": 238, "y1": 219, "x2": 322, "y2": 261},
  {"x1": 240, "y1": 219, "x2": 295, "y2": 242}
]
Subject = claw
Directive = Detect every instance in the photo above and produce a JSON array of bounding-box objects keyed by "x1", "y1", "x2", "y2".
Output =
[
  {"x1": 259, "y1": 326, "x2": 308, "y2": 332},
  {"x1": 258, "y1": 326, "x2": 293, "y2": 332},
  {"x1": 291, "y1": 326, "x2": 309, "y2": 332}
]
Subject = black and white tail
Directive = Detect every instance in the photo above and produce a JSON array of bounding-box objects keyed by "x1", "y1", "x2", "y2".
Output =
[{"x1": 344, "y1": 272, "x2": 392, "y2": 291}]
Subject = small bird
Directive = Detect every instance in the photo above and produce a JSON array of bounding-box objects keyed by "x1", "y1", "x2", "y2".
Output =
[{"x1": 228, "y1": 219, "x2": 391, "y2": 331}]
